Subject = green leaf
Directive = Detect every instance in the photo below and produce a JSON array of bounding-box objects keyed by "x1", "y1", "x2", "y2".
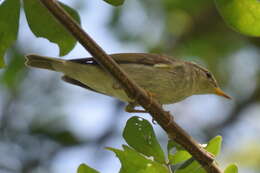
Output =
[
  {"x1": 77, "y1": 164, "x2": 99, "y2": 173},
  {"x1": 123, "y1": 116, "x2": 165, "y2": 163},
  {"x1": 167, "y1": 140, "x2": 191, "y2": 164},
  {"x1": 103, "y1": 0, "x2": 125, "y2": 6},
  {"x1": 224, "y1": 164, "x2": 238, "y2": 173},
  {"x1": 171, "y1": 158, "x2": 195, "y2": 172},
  {"x1": 107, "y1": 145, "x2": 168, "y2": 173},
  {"x1": 0, "y1": 0, "x2": 20, "y2": 68},
  {"x1": 167, "y1": 140, "x2": 183, "y2": 153},
  {"x1": 215, "y1": 0, "x2": 260, "y2": 36},
  {"x1": 205, "y1": 136, "x2": 222, "y2": 156},
  {"x1": 174, "y1": 136, "x2": 223, "y2": 173},
  {"x1": 0, "y1": 51, "x2": 26, "y2": 89},
  {"x1": 24, "y1": 0, "x2": 81, "y2": 56},
  {"x1": 138, "y1": 164, "x2": 168, "y2": 173},
  {"x1": 170, "y1": 151, "x2": 191, "y2": 165},
  {"x1": 175, "y1": 158, "x2": 203, "y2": 173}
]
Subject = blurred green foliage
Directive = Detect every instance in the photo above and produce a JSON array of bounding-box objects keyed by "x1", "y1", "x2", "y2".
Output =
[
  {"x1": 0, "y1": 0, "x2": 80, "y2": 67},
  {"x1": 0, "y1": 0, "x2": 20, "y2": 67},
  {"x1": 215, "y1": 0, "x2": 260, "y2": 36},
  {"x1": 0, "y1": 50, "x2": 26, "y2": 90},
  {"x1": 24, "y1": 0, "x2": 81, "y2": 56}
]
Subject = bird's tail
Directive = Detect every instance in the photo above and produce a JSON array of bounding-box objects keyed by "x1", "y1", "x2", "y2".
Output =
[{"x1": 25, "y1": 54, "x2": 64, "y2": 71}]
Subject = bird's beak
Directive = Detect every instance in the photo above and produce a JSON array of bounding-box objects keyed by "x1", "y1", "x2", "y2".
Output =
[{"x1": 214, "y1": 87, "x2": 232, "y2": 99}]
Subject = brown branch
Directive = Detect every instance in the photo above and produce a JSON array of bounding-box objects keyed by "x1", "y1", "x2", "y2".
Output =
[{"x1": 38, "y1": 0, "x2": 222, "y2": 172}]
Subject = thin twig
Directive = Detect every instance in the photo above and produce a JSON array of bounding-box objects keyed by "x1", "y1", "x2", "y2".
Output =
[{"x1": 38, "y1": 0, "x2": 222, "y2": 172}]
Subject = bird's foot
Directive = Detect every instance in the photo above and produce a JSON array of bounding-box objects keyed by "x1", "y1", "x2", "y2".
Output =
[
  {"x1": 125, "y1": 90, "x2": 156, "y2": 113},
  {"x1": 125, "y1": 103, "x2": 158, "y2": 125},
  {"x1": 125, "y1": 102, "x2": 147, "y2": 113}
]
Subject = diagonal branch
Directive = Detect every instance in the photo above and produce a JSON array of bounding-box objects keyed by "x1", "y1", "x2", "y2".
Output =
[{"x1": 38, "y1": 0, "x2": 222, "y2": 172}]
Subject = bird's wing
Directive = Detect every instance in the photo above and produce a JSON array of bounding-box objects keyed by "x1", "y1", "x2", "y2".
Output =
[
  {"x1": 62, "y1": 75, "x2": 108, "y2": 96},
  {"x1": 68, "y1": 53, "x2": 175, "y2": 66}
]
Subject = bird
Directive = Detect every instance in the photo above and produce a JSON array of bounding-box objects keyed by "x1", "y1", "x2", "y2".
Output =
[{"x1": 25, "y1": 53, "x2": 231, "y2": 112}]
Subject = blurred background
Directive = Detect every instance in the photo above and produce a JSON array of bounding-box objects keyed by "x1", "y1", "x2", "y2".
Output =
[{"x1": 1, "y1": 0, "x2": 260, "y2": 172}]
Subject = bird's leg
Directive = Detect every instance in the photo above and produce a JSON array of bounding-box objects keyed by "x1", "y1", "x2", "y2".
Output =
[
  {"x1": 125, "y1": 103, "x2": 157, "y2": 124},
  {"x1": 125, "y1": 90, "x2": 156, "y2": 113},
  {"x1": 125, "y1": 91, "x2": 160, "y2": 125}
]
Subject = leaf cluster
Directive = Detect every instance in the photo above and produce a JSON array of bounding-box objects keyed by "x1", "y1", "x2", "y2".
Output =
[{"x1": 77, "y1": 117, "x2": 238, "y2": 173}]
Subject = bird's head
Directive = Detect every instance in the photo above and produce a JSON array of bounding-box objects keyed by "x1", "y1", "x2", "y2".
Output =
[{"x1": 188, "y1": 62, "x2": 231, "y2": 99}]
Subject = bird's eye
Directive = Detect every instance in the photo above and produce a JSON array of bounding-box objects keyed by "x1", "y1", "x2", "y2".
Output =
[{"x1": 206, "y1": 72, "x2": 212, "y2": 78}]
